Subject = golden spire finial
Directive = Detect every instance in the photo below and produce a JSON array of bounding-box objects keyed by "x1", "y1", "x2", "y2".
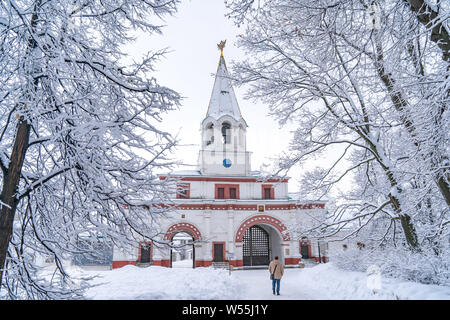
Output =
[{"x1": 217, "y1": 40, "x2": 226, "y2": 56}]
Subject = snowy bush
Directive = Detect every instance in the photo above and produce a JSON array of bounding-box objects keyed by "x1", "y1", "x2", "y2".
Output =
[{"x1": 330, "y1": 245, "x2": 450, "y2": 287}]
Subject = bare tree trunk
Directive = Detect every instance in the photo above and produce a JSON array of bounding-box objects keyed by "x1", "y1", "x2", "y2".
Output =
[
  {"x1": 373, "y1": 32, "x2": 450, "y2": 208},
  {"x1": 0, "y1": 117, "x2": 31, "y2": 287},
  {"x1": 1, "y1": 1, "x2": 40, "y2": 288},
  {"x1": 332, "y1": 30, "x2": 421, "y2": 249}
]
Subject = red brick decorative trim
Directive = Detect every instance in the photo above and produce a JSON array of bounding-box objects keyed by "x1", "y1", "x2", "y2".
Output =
[
  {"x1": 195, "y1": 260, "x2": 213, "y2": 267},
  {"x1": 229, "y1": 260, "x2": 243, "y2": 267},
  {"x1": 172, "y1": 203, "x2": 324, "y2": 211},
  {"x1": 235, "y1": 215, "x2": 290, "y2": 241},
  {"x1": 284, "y1": 257, "x2": 301, "y2": 265},
  {"x1": 126, "y1": 202, "x2": 325, "y2": 210},
  {"x1": 265, "y1": 204, "x2": 297, "y2": 210},
  {"x1": 112, "y1": 261, "x2": 137, "y2": 269},
  {"x1": 153, "y1": 259, "x2": 171, "y2": 267},
  {"x1": 164, "y1": 222, "x2": 202, "y2": 241}
]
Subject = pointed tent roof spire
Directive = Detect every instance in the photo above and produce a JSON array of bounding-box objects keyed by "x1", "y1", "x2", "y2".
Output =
[
  {"x1": 205, "y1": 40, "x2": 245, "y2": 123},
  {"x1": 218, "y1": 40, "x2": 226, "y2": 56}
]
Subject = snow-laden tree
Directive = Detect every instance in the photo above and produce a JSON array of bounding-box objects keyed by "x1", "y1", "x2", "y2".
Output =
[
  {"x1": 225, "y1": 0, "x2": 449, "y2": 270},
  {"x1": 0, "y1": 0, "x2": 181, "y2": 299}
]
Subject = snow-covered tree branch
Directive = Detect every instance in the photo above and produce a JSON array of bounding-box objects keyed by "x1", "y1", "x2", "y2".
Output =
[
  {"x1": 225, "y1": 0, "x2": 449, "y2": 273},
  {"x1": 0, "y1": 0, "x2": 181, "y2": 299}
]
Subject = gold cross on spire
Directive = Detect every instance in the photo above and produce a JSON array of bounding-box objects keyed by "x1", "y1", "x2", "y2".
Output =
[{"x1": 217, "y1": 40, "x2": 226, "y2": 56}]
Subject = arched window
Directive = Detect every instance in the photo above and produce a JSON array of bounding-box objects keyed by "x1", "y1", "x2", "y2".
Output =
[
  {"x1": 221, "y1": 122, "x2": 231, "y2": 144},
  {"x1": 205, "y1": 123, "x2": 214, "y2": 146}
]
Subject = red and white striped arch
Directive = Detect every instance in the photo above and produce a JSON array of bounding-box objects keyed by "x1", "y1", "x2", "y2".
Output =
[
  {"x1": 164, "y1": 222, "x2": 202, "y2": 241},
  {"x1": 235, "y1": 215, "x2": 290, "y2": 242}
]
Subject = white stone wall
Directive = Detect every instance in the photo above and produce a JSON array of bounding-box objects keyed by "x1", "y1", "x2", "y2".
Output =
[
  {"x1": 173, "y1": 180, "x2": 289, "y2": 200},
  {"x1": 198, "y1": 150, "x2": 251, "y2": 176},
  {"x1": 114, "y1": 205, "x2": 327, "y2": 266}
]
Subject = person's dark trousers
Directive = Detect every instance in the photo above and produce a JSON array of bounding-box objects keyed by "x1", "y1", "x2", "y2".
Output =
[{"x1": 272, "y1": 279, "x2": 280, "y2": 294}]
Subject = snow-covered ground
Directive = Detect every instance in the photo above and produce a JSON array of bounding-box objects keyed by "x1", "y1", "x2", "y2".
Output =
[
  {"x1": 67, "y1": 262, "x2": 450, "y2": 300},
  {"x1": 172, "y1": 259, "x2": 194, "y2": 268}
]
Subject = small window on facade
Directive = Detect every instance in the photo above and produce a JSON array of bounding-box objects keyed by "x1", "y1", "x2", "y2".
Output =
[
  {"x1": 180, "y1": 189, "x2": 188, "y2": 199},
  {"x1": 176, "y1": 184, "x2": 190, "y2": 199},
  {"x1": 264, "y1": 188, "x2": 272, "y2": 199},
  {"x1": 215, "y1": 184, "x2": 239, "y2": 199},
  {"x1": 217, "y1": 188, "x2": 225, "y2": 199}
]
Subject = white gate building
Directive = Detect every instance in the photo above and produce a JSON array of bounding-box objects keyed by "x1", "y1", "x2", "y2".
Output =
[{"x1": 112, "y1": 46, "x2": 327, "y2": 269}]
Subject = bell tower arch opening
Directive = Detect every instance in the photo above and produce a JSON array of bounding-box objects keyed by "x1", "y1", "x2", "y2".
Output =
[
  {"x1": 204, "y1": 122, "x2": 215, "y2": 147},
  {"x1": 221, "y1": 122, "x2": 231, "y2": 144}
]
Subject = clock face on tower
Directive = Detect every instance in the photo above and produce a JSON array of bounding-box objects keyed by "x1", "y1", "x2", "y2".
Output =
[{"x1": 223, "y1": 158, "x2": 232, "y2": 168}]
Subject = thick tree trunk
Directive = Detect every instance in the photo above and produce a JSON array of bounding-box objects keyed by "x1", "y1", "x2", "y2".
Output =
[
  {"x1": 389, "y1": 193, "x2": 419, "y2": 249},
  {"x1": 407, "y1": 0, "x2": 450, "y2": 62},
  {"x1": 0, "y1": 0, "x2": 42, "y2": 289},
  {"x1": 0, "y1": 117, "x2": 31, "y2": 288}
]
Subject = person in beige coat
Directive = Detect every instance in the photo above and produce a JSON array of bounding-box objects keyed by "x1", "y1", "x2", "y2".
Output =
[{"x1": 268, "y1": 256, "x2": 284, "y2": 295}]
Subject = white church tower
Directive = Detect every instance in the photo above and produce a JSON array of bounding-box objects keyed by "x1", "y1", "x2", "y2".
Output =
[
  {"x1": 112, "y1": 41, "x2": 328, "y2": 269},
  {"x1": 199, "y1": 42, "x2": 251, "y2": 176}
]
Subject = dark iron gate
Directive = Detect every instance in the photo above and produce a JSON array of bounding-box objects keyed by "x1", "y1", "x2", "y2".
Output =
[
  {"x1": 140, "y1": 243, "x2": 151, "y2": 263},
  {"x1": 301, "y1": 241, "x2": 310, "y2": 259},
  {"x1": 243, "y1": 225, "x2": 270, "y2": 266}
]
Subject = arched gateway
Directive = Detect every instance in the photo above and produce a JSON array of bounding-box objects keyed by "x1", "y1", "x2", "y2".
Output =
[
  {"x1": 235, "y1": 215, "x2": 290, "y2": 242},
  {"x1": 164, "y1": 223, "x2": 201, "y2": 269},
  {"x1": 111, "y1": 43, "x2": 327, "y2": 269},
  {"x1": 236, "y1": 215, "x2": 289, "y2": 266},
  {"x1": 164, "y1": 222, "x2": 202, "y2": 241},
  {"x1": 243, "y1": 225, "x2": 270, "y2": 266}
]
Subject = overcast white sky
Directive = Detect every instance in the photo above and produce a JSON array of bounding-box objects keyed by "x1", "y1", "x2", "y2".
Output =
[{"x1": 125, "y1": 0, "x2": 342, "y2": 194}]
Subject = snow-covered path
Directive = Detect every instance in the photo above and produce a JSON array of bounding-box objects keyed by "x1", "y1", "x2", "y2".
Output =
[
  {"x1": 231, "y1": 269, "x2": 316, "y2": 300},
  {"x1": 67, "y1": 263, "x2": 450, "y2": 300},
  {"x1": 78, "y1": 265, "x2": 317, "y2": 300}
]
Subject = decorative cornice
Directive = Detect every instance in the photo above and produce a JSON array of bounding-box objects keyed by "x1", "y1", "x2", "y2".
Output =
[
  {"x1": 159, "y1": 176, "x2": 289, "y2": 183},
  {"x1": 173, "y1": 203, "x2": 325, "y2": 211},
  {"x1": 123, "y1": 202, "x2": 326, "y2": 211}
]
